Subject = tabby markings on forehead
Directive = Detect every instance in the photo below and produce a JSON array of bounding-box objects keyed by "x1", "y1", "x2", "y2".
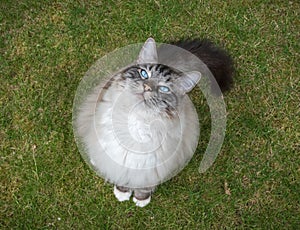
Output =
[{"x1": 156, "y1": 64, "x2": 174, "y2": 77}]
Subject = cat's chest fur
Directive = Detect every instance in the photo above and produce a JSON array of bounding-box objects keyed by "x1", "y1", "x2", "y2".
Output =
[
  {"x1": 77, "y1": 77, "x2": 199, "y2": 187},
  {"x1": 95, "y1": 82, "x2": 182, "y2": 164}
]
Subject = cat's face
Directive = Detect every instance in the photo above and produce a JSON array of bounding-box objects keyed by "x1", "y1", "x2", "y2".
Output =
[
  {"x1": 121, "y1": 63, "x2": 183, "y2": 114},
  {"x1": 119, "y1": 38, "x2": 202, "y2": 116}
]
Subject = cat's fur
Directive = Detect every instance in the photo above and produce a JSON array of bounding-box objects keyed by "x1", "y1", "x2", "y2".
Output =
[{"x1": 75, "y1": 38, "x2": 233, "y2": 207}]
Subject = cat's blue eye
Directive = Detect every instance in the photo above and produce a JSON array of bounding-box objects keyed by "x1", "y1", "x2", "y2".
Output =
[
  {"x1": 140, "y1": 69, "x2": 149, "y2": 79},
  {"x1": 158, "y1": 86, "x2": 170, "y2": 93}
]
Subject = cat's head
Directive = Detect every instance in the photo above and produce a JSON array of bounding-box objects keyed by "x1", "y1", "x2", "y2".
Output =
[{"x1": 121, "y1": 38, "x2": 201, "y2": 116}]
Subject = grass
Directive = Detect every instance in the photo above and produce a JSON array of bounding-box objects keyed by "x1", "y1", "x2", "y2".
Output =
[{"x1": 1, "y1": 0, "x2": 299, "y2": 228}]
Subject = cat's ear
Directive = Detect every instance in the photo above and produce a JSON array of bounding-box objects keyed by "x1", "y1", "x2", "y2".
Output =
[
  {"x1": 175, "y1": 71, "x2": 201, "y2": 94},
  {"x1": 137, "y1": 38, "x2": 158, "y2": 64}
]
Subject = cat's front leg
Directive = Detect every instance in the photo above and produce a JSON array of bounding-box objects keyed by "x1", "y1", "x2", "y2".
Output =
[
  {"x1": 113, "y1": 185, "x2": 132, "y2": 202},
  {"x1": 133, "y1": 187, "x2": 155, "y2": 208}
]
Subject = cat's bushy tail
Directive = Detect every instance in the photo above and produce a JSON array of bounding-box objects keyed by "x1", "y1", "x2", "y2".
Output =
[{"x1": 171, "y1": 39, "x2": 234, "y2": 92}]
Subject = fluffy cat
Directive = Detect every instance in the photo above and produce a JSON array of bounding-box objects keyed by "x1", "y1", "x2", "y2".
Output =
[{"x1": 75, "y1": 38, "x2": 233, "y2": 207}]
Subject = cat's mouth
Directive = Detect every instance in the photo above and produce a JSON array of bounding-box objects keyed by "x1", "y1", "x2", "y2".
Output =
[
  {"x1": 134, "y1": 92, "x2": 177, "y2": 118},
  {"x1": 134, "y1": 91, "x2": 171, "y2": 112},
  {"x1": 133, "y1": 92, "x2": 155, "y2": 107},
  {"x1": 142, "y1": 91, "x2": 152, "y2": 101},
  {"x1": 133, "y1": 91, "x2": 151, "y2": 101}
]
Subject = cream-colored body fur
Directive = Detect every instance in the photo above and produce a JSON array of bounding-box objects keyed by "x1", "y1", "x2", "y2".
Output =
[{"x1": 75, "y1": 74, "x2": 199, "y2": 189}]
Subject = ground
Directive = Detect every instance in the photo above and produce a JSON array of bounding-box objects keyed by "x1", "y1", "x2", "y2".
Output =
[{"x1": 1, "y1": 0, "x2": 299, "y2": 228}]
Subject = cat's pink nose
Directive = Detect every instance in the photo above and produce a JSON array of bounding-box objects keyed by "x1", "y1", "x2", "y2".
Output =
[{"x1": 143, "y1": 83, "x2": 152, "y2": 92}]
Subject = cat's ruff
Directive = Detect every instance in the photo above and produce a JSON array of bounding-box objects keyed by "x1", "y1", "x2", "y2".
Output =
[{"x1": 77, "y1": 83, "x2": 199, "y2": 189}]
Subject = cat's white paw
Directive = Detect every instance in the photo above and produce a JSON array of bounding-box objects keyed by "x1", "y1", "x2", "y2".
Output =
[
  {"x1": 113, "y1": 185, "x2": 132, "y2": 202},
  {"x1": 133, "y1": 196, "x2": 151, "y2": 207}
]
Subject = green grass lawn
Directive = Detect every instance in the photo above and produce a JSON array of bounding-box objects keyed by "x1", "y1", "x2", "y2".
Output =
[{"x1": 1, "y1": 0, "x2": 299, "y2": 228}]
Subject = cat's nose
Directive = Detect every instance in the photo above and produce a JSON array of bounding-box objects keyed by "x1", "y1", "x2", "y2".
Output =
[{"x1": 143, "y1": 83, "x2": 152, "y2": 92}]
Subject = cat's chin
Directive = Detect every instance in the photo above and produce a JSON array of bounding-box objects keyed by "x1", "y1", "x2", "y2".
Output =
[
  {"x1": 133, "y1": 92, "x2": 152, "y2": 106},
  {"x1": 133, "y1": 92, "x2": 144, "y2": 100},
  {"x1": 130, "y1": 92, "x2": 175, "y2": 117}
]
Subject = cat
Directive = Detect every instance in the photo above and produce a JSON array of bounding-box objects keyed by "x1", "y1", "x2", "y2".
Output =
[{"x1": 75, "y1": 37, "x2": 233, "y2": 207}]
